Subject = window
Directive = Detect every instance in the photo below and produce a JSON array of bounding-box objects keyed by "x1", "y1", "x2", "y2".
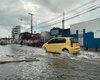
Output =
[
  {"x1": 48, "y1": 39, "x2": 57, "y2": 44},
  {"x1": 48, "y1": 38, "x2": 66, "y2": 44},
  {"x1": 57, "y1": 38, "x2": 66, "y2": 43},
  {"x1": 71, "y1": 38, "x2": 78, "y2": 43}
]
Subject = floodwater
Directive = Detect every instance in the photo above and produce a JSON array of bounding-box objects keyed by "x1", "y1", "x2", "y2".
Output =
[{"x1": 0, "y1": 44, "x2": 100, "y2": 80}]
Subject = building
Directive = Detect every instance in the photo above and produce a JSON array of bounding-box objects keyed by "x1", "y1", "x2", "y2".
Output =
[
  {"x1": 0, "y1": 38, "x2": 10, "y2": 45},
  {"x1": 50, "y1": 27, "x2": 70, "y2": 37},
  {"x1": 12, "y1": 25, "x2": 21, "y2": 43},
  {"x1": 41, "y1": 31, "x2": 51, "y2": 43},
  {"x1": 70, "y1": 18, "x2": 100, "y2": 49}
]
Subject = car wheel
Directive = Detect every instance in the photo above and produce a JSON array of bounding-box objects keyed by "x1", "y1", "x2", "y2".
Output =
[{"x1": 62, "y1": 48, "x2": 69, "y2": 54}]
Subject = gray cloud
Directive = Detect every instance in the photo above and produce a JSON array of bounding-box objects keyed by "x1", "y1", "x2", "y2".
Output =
[
  {"x1": 0, "y1": 0, "x2": 100, "y2": 38},
  {"x1": 32, "y1": 0, "x2": 91, "y2": 13}
]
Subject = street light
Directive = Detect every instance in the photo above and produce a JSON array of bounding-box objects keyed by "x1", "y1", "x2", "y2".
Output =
[{"x1": 29, "y1": 13, "x2": 34, "y2": 34}]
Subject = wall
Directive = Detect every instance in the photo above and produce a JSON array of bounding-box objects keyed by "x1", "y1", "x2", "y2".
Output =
[
  {"x1": 70, "y1": 18, "x2": 100, "y2": 48},
  {"x1": 83, "y1": 31, "x2": 100, "y2": 49},
  {"x1": 70, "y1": 18, "x2": 100, "y2": 38}
]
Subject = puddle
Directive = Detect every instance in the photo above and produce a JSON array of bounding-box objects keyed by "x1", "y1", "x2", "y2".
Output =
[{"x1": 60, "y1": 50, "x2": 100, "y2": 63}]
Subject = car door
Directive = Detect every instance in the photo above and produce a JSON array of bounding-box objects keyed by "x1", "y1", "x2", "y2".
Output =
[
  {"x1": 46, "y1": 39, "x2": 57, "y2": 52},
  {"x1": 54, "y1": 38, "x2": 66, "y2": 52}
]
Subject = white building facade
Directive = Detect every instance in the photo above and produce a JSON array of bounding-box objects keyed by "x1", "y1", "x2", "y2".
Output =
[
  {"x1": 12, "y1": 25, "x2": 21, "y2": 43},
  {"x1": 70, "y1": 18, "x2": 100, "y2": 46}
]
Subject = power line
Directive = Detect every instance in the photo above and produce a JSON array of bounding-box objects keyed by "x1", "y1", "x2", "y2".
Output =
[
  {"x1": 51, "y1": 5, "x2": 100, "y2": 26},
  {"x1": 36, "y1": 3, "x2": 100, "y2": 29},
  {"x1": 49, "y1": 5, "x2": 100, "y2": 26},
  {"x1": 49, "y1": 2, "x2": 100, "y2": 26},
  {"x1": 54, "y1": 3, "x2": 100, "y2": 24},
  {"x1": 35, "y1": 0, "x2": 97, "y2": 26}
]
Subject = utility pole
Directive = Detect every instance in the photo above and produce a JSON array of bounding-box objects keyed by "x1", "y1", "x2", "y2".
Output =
[
  {"x1": 29, "y1": 13, "x2": 34, "y2": 34},
  {"x1": 62, "y1": 12, "x2": 65, "y2": 29}
]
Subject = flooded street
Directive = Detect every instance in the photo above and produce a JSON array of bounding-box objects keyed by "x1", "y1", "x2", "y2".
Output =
[{"x1": 0, "y1": 44, "x2": 100, "y2": 80}]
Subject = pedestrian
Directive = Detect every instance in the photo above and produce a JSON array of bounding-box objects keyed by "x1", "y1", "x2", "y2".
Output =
[
  {"x1": 96, "y1": 44, "x2": 98, "y2": 51},
  {"x1": 20, "y1": 40, "x2": 23, "y2": 46},
  {"x1": 86, "y1": 43, "x2": 88, "y2": 51}
]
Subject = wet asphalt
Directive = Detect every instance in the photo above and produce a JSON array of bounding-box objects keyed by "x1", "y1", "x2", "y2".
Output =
[{"x1": 0, "y1": 44, "x2": 100, "y2": 80}]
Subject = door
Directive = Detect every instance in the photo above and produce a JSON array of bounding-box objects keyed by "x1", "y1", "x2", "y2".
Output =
[
  {"x1": 46, "y1": 39, "x2": 57, "y2": 52},
  {"x1": 53, "y1": 38, "x2": 66, "y2": 52}
]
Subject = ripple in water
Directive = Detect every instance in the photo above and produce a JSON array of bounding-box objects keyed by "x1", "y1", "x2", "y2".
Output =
[{"x1": 60, "y1": 50, "x2": 100, "y2": 63}]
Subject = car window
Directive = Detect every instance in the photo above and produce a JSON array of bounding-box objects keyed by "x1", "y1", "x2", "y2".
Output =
[
  {"x1": 70, "y1": 38, "x2": 78, "y2": 43},
  {"x1": 57, "y1": 38, "x2": 66, "y2": 43},
  {"x1": 48, "y1": 39, "x2": 57, "y2": 44},
  {"x1": 48, "y1": 38, "x2": 66, "y2": 44}
]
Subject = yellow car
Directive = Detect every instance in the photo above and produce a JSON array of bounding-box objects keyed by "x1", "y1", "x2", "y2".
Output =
[{"x1": 42, "y1": 37, "x2": 80, "y2": 54}]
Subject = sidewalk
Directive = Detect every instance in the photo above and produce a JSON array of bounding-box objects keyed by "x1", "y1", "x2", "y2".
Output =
[{"x1": 81, "y1": 48, "x2": 100, "y2": 54}]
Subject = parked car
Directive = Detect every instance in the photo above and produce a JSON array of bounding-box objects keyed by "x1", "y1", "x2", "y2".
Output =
[{"x1": 42, "y1": 37, "x2": 80, "y2": 54}]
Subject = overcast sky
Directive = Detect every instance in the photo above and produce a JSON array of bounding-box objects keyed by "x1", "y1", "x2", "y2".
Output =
[{"x1": 0, "y1": 0, "x2": 100, "y2": 38}]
